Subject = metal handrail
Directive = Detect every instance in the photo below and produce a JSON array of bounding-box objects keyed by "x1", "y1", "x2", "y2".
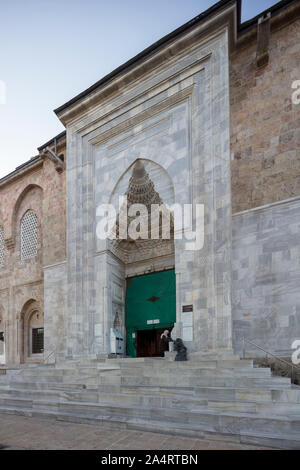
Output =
[{"x1": 243, "y1": 337, "x2": 300, "y2": 383}]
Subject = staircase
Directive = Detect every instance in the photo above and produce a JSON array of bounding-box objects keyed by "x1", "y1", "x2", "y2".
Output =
[{"x1": 0, "y1": 351, "x2": 300, "y2": 449}]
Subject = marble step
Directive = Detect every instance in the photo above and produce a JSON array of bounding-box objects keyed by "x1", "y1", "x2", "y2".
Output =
[
  {"x1": 16, "y1": 367, "x2": 269, "y2": 381},
  {"x1": 15, "y1": 367, "x2": 259, "y2": 379},
  {"x1": 0, "y1": 376, "x2": 10, "y2": 385},
  {"x1": 6, "y1": 368, "x2": 292, "y2": 390},
  {"x1": 1, "y1": 369, "x2": 26, "y2": 378},
  {"x1": 0, "y1": 392, "x2": 292, "y2": 415},
  {"x1": 97, "y1": 374, "x2": 291, "y2": 389},
  {"x1": 45, "y1": 390, "x2": 300, "y2": 415},
  {"x1": 117, "y1": 366, "x2": 272, "y2": 378},
  {"x1": 1, "y1": 357, "x2": 299, "y2": 449},
  {"x1": 2, "y1": 381, "x2": 300, "y2": 409},
  {"x1": 19, "y1": 367, "x2": 120, "y2": 377},
  {"x1": 116, "y1": 359, "x2": 255, "y2": 369},
  {"x1": 17, "y1": 371, "x2": 282, "y2": 388},
  {"x1": 0, "y1": 399, "x2": 299, "y2": 449},
  {"x1": 0, "y1": 387, "x2": 97, "y2": 402},
  {"x1": 104, "y1": 357, "x2": 164, "y2": 365},
  {"x1": 0, "y1": 395, "x2": 294, "y2": 425},
  {"x1": 0, "y1": 358, "x2": 253, "y2": 372},
  {"x1": 117, "y1": 384, "x2": 300, "y2": 403},
  {"x1": 11, "y1": 373, "x2": 285, "y2": 389},
  {"x1": 0, "y1": 359, "x2": 256, "y2": 378},
  {"x1": 7, "y1": 381, "x2": 87, "y2": 391},
  {"x1": 10, "y1": 373, "x2": 108, "y2": 384},
  {"x1": 206, "y1": 400, "x2": 300, "y2": 416},
  {"x1": 32, "y1": 401, "x2": 300, "y2": 436},
  {"x1": 6, "y1": 379, "x2": 299, "y2": 407},
  {"x1": 165, "y1": 351, "x2": 240, "y2": 361},
  {"x1": 0, "y1": 387, "x2": 282, "y2": 413},
  {"x1": 52, "y1": 357, "x2": 105, "y2": 367}
]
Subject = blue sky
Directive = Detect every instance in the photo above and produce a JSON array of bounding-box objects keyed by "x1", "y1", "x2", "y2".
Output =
[{"x1": 0, "y1": 0, "x2": 277, "y2": 178}]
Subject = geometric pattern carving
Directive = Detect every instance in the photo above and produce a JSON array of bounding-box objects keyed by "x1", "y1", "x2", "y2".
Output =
[
  {"x1": 110, "y1": 159, "x2": 174, "y2": 264},
  {"x1": 0, "y1": 226, "x2": 4, "y2": 267},
  {"x1": 20, "y1": 211, "x2": 38, "y2": 261}
]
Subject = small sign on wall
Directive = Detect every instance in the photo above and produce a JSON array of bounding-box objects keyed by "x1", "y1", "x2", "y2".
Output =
[
  {"x1": 182, "y1": 305, "x2": 193, "y2": 312},
  {"x1": 182, "y1": 305, "x2": 193, "y2": 342}
]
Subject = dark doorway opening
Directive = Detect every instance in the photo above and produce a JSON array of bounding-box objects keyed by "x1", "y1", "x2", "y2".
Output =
[{"x1": 137, "y1": 327, "x2": 172, "y2": 358}]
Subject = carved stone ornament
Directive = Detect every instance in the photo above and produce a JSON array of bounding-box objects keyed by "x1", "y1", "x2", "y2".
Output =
[{"x1": 109, "y1": 160, "x2": 174, "y2": 264}]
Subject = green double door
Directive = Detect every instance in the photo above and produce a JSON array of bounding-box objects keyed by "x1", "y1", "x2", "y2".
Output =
[{"x1": 125, "y1": 269, "x2": 176, "y2": 358}]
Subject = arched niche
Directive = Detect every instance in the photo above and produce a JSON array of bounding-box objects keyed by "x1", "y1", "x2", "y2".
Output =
[
  {"x1": 11, "y1": 184, "x2": 43, "y2": 248},
  {"x1": 19, "y1": 299, "x2": 44, "y2": 362},
  {"x1": 110, "y1": 158, "x2": 175, "y2": 211},
  {"x1": 107, "y1": 158, "x2": 176, "y2": 269}
]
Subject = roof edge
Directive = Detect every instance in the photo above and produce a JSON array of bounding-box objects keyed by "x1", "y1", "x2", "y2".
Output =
[
  {"x1": 0, "y1": 156, "x2": 42, "y2": 187},
  {"x1": 0, "y1": 130, "x2": 66, "y2": 185},
  {"x1": 54, "y1": 0, "x2": 237, "y2": 116},
  {"x1": 238, "y1": 0, "x2": 295, "y2": 32},
  {"x1": 37, "y1": 130, "x2": 66, "y2": 152},
  {"x1": 54, "y1": 0, "x2": 297, "y2": 118}
]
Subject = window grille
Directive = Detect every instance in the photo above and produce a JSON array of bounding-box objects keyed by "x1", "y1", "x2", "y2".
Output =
[
  {"x1": 32, "y1": 328, "x2": 44, "y2": 354},
  {"x1": 20, "y1": 211, "x2": 38, "y2": 260},
  {"x1": 0, "y1": 227, "x2": 4, "y2": 267}
]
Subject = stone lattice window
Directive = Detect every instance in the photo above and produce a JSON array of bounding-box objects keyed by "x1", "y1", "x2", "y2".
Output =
[
  {"x1": 0, "y1": 226, "x2": 4, "y2": 267},
  {"x1": 20, "y1": 211, "x2": 38, "y2": 260}
]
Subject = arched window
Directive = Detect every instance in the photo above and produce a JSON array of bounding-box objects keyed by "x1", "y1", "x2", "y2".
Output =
[
  {"x1": 0, "y1": 226, "x2": 4, "y2": 267},
  {"x1": 20, "y1": 211, "x2": 38, "y2": 260}
]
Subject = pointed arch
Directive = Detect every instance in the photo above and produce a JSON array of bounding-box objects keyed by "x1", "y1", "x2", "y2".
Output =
[
  {"x1": 11, "y1": 184, "x2": 43, "y2": 244},
  {"x1": 107, "y1": 158, "x2": 175, "y2": 266},
  {"x1": 109, "y1": 158, "x2": 175, "y2": 209},
  {"x1": 19, "y1": 299, "x2": 44, "y2": 362}
]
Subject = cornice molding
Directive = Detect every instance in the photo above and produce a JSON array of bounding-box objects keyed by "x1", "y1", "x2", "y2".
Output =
[
  {"x1": 0, "y1": 159, "x2": 43, "y2": 189},
  {"x1": 56, "y1": 3, "x2": 236, "y2": 126}
]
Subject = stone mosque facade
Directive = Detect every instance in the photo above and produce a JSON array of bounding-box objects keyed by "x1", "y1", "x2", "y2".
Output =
[{"x1": 1, "y1": 0, "x2": 300, "y2": 365}]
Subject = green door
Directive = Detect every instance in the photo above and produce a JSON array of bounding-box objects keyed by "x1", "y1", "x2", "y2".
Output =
[{"x1": 126, "y1": 269, "x2": 176, "y2": 357}]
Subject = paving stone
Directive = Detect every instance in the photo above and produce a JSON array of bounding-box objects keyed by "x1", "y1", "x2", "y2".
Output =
[{"x1": 0, "y1": 413, "x2": 271, "y2": 450}]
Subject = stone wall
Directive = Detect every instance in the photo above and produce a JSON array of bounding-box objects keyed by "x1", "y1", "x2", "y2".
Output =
[
  {"x1": 55, "y1": 26, "x2": 233, "y2": 359},
  {"x1": 44, "y1": 262, "x2": 67, "y2": 362},
  {"x1": 0, "y1": 148, "x2": 66, "y2": 364},
  {"x1": 230, "y1": 17, "x2": 300, "y2": 213},
  {"x1": 232, "y1": 196, "x2": 300, "y2": 357}
]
